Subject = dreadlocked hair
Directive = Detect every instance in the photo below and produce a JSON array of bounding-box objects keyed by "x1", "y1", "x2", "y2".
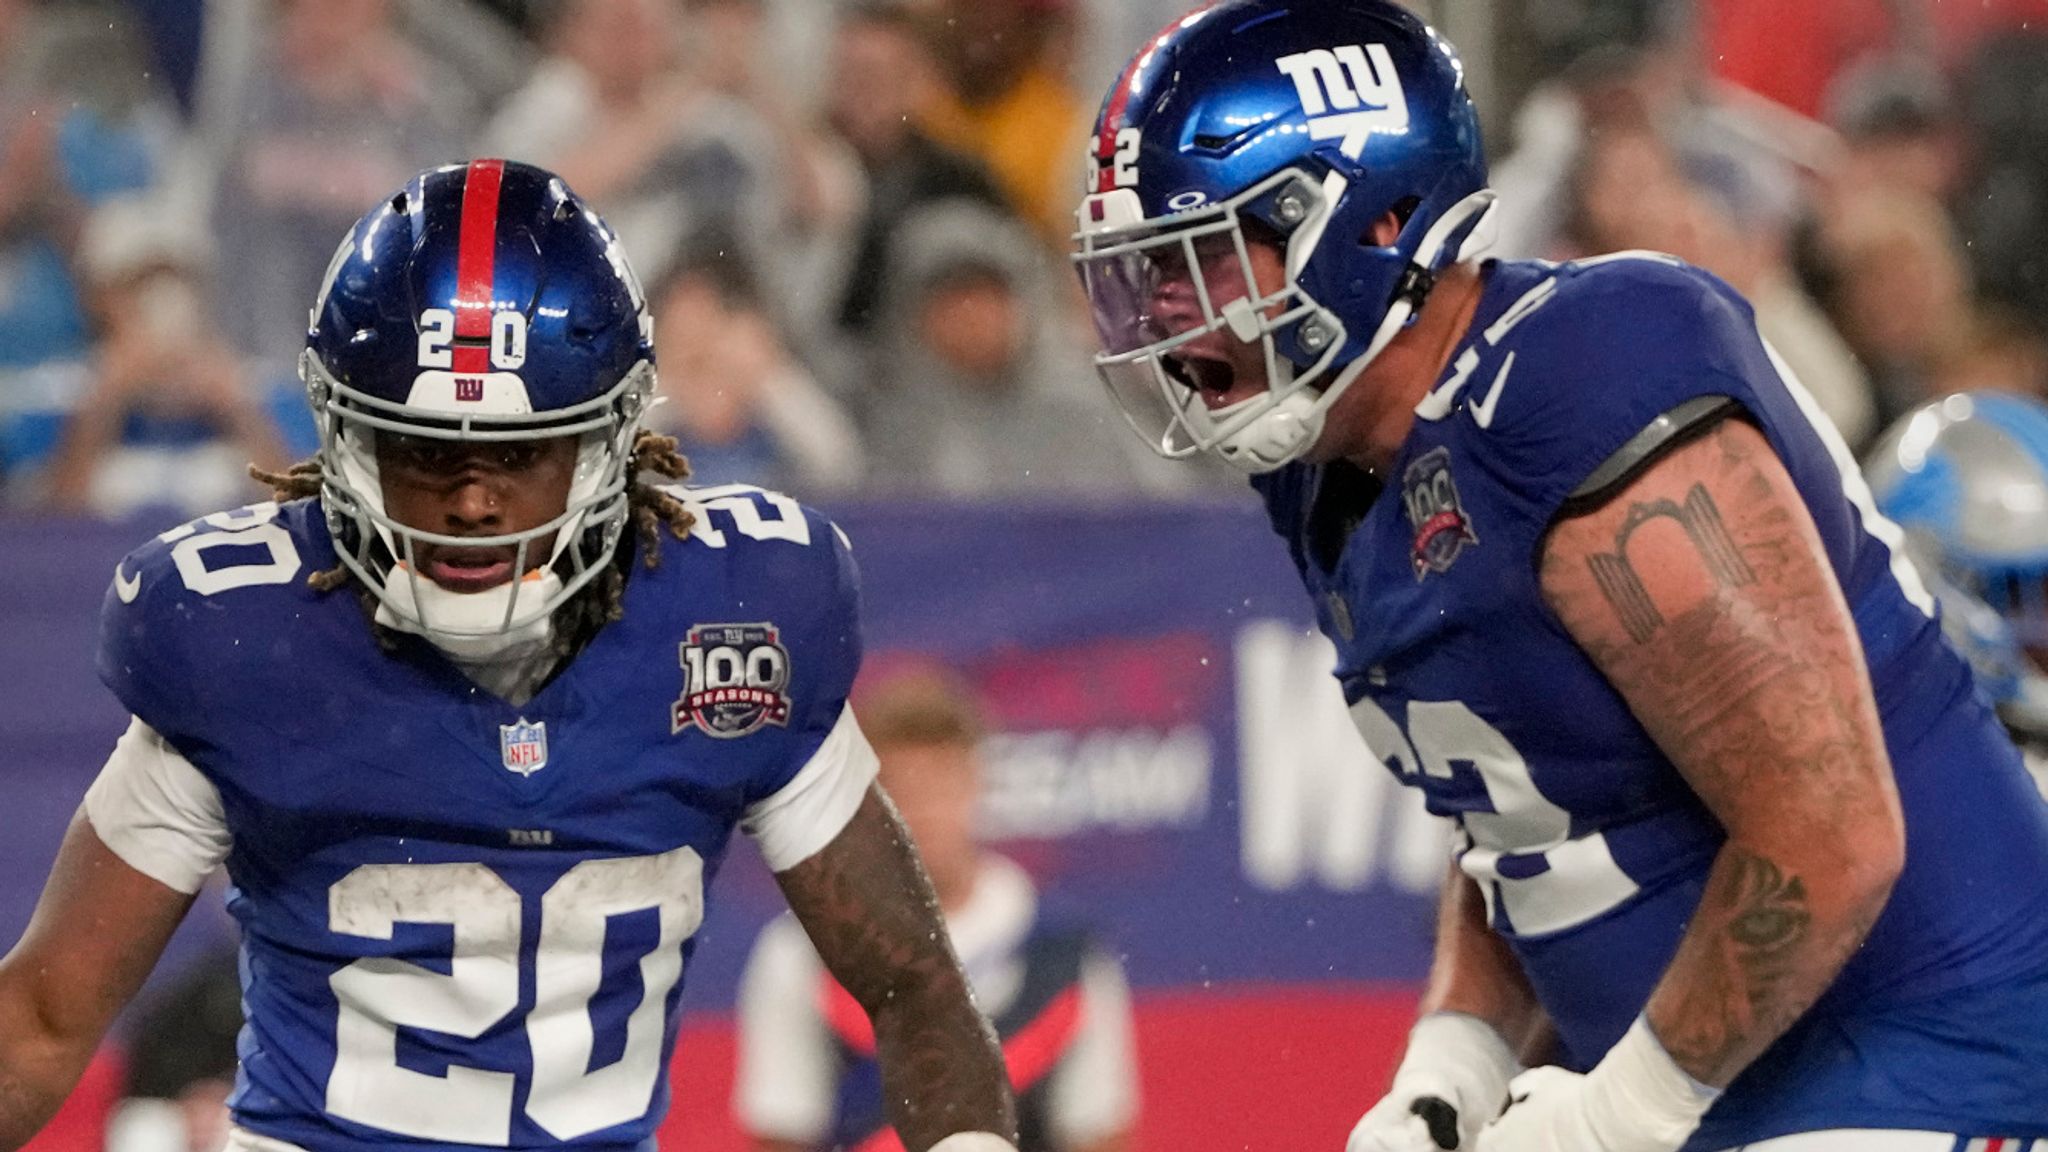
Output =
[{"x1": 248, "y1": 430, "x2": 696, "y2": 658}]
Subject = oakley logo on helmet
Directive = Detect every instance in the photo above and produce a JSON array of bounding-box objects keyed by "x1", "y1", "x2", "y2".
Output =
[{"x1": 1274, "y1": 44, "x2": 1409, "y2": 160}]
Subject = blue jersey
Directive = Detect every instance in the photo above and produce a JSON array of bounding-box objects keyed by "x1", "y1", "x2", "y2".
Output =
[
  {"x1": 1254, "y1": 256, "x2": 2048, "y2": 1146},
  {"x1": 97, "y1": 486, "x2": 862, "y2": 1151}
]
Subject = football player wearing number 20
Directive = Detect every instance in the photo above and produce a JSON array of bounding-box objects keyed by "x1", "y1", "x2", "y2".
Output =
[
  {"x1": 1075, "y1": 3, "x2": 2048, "y2": 1151},
  {"x1": 0, "y1": 160, "x2": 1017, "y2": 1152}
]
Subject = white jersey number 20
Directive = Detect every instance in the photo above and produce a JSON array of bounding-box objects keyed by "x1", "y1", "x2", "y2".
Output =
[{"x1": 326, "y1": 848, "x2": 704, "y2": 1143}]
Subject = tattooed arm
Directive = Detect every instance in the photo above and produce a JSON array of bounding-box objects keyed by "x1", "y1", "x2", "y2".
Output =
[
  {"x1": 1539, "y1": 417, "x2": 1905, "y2": 1088},
  {"x1": 775, "y1": 785, "x2": 1017, "y2": 1151}
]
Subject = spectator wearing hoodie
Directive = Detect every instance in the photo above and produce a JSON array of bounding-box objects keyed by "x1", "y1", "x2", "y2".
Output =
[
  {"x1": 45, "y1": 197, "x2": 285, "y2": 518},
  {"x1": 860, "y1": 201, "x2": 1190, "y2": 498},
  {"x1": 824, "y1": 2, "x2": 1010, "y2": 341}
]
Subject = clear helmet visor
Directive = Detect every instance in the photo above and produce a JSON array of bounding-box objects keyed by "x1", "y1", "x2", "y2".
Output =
[
  {"x1": 1073, "y1": 167, "x2": 1359, "y2": 471},
  {"x1": 1074, "y1": 175, "x2": 1501, "y2": 473},
  {"x1": 1074, "y1": 171, "x2": 1348, "y2": 470}
]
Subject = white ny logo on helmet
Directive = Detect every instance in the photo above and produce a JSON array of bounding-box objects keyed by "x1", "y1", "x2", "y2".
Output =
[{"x1": 1275, "y1": 44, "x2": 1409, "y2": 160}]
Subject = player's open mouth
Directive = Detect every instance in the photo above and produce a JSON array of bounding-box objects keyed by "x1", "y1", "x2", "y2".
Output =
[
  {"x1": 416, "y1": 546, "x2": 519, "y2": 593},
  {"x1": 1168, "y1": 347, "x2": 1273, "y2": 412},
  {"x1": 1165, "y1": 351, "x2": 1239, "y2": 405}
]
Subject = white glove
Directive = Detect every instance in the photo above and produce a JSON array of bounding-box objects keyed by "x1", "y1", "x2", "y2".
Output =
[
  {"x1": 1475, "y1": 1018, "x2": 1718, "y2": 1152},
  {"x1": 1347, "y1": 1013, "x2": 1519, "y2": 1152}
]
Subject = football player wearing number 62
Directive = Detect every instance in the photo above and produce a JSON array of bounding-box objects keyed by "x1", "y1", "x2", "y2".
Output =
[
  {"x1": 0, "y1": 160, "x2": 1018, "y2": 1152},
  {"x1": 1074, "y1": 2, "x2": 2048, "y2": 1151}
]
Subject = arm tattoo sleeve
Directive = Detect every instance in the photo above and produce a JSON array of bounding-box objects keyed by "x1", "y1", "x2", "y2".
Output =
[
  {"x1": 1541, "y1": 419, "x2": 1903, "y2": 1086},
  {"x1": 775, "y1": 787, "x2": 1017, "y2": 1150},
  {"x1": 1584, "y1": 483, "x2": 1757, "y2": 644}
]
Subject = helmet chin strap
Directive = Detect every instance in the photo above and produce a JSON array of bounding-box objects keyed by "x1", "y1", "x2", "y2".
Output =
[
  {"x1": 375, "y1": 566, "x2": 564, "y2": 662},
  {"x1": 1189, "y1": 388, "x2": 1328, "y2": 474}
]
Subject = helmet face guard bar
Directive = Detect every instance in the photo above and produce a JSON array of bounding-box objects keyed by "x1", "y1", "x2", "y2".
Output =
[
  {"x1": 1076, "y1": 171, "x2": 1497, "y2": 470},
  {"x1": 305, "y1": 348, "x2": 652, "y2": 641},
  {"x1": 1075, "y1": 168, "x2": 1348, "y2": 462}
]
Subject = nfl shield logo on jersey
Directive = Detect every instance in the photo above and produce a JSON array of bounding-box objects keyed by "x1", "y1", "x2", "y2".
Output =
[
  {"x1": 499, "y1": 718, "x2": 549, "y2": 776},
  {"x1": 1403, "y1": 446, "x2": 1478, "y2": 579},
  {"x1": 672, "y1": 623, "x2": 793, "y2": 738}
]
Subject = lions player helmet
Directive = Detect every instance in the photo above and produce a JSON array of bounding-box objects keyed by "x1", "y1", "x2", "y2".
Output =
[
  {"x1": 302, "y1": 159, "x2": 655, "y2": 651},
  {"x1": 1073, "y1": 0, "x2": 1495, "y2": 473},
  {"x1": 1867, "y1": 391, "x2": 2048, "y2": 650},
  {"x1": 1867, "y1": 391, "x2": 2048, "y2": 745}
]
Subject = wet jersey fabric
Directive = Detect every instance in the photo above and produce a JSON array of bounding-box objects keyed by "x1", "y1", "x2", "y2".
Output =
[
  {"x1": 98, "y1": 487, "x2": 862, "y2": 1151},
  {"x1": 1252, "y1": 256, "x2": 2048, "y2": 1147}
]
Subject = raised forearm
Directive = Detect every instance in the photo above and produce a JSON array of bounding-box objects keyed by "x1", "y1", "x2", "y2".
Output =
[
  {"x1": 778, "y1": 788, "x2": 1017, "y2": 1151},
  {"x1": 0, "y1": 987, "x2": 95, "y2": 1148},
  {"x1": 1421, "y1": 863, "x2": 1546, "y2": 1052},
  {"x1": 1541, "y1": 419, "x2": 1905, "y2": 1090},
  {"x1": 1644, "y1": 835, "x2": 1892, "y2": 1086},
  {"x1": 1601, "y1": 509, "x2": 1900, "y2": 1086},
  {"x1": 870, "y1": 959, "x2": 1015, "y2": 1149}
]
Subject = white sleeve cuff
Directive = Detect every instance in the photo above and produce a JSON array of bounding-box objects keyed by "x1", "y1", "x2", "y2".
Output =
[
  {"x1": 84, "y1": 717, "x2": 231, "y2": 894},
  {"x1": 744, "y1": 704, "x2": 880, "y2": 872}
]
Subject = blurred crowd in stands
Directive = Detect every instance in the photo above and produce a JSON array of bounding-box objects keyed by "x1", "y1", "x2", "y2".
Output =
[{"x1": 1, "y1": 0, "x2": 2046, "y2": 520}]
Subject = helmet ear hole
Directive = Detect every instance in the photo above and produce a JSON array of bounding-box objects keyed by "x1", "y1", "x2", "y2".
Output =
[{"x1": 1361, "y1": 197, "x2": 1423, "y2": 247}]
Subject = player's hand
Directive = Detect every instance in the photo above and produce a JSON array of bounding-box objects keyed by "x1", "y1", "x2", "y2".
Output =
[
  {"x1": 1474, "y1": 1021, "x2": 1714, "y2": 1152},
  {"x1": 1474, "y1": 1066, "x2": 1610, "y2": 1152},
  {"x1": 1347, "y1": 1013, "x2": 1518, "y2": 1151},
  {"x1": 1346, "y1": 1083, "x2": 1473, "y2": 1151}
]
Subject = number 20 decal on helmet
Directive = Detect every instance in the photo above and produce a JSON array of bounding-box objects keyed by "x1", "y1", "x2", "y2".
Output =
[{"x1": 1073, "y1": 0, "x2": 1498, "y2": 473}]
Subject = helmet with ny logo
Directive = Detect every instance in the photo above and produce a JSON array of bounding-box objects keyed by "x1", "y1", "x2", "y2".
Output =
[
  {"x1": 303, "y1": 159, "x2": 656, "y2": 648},
  {"x1": 1074, "y1": 0, "x2": 1494, "y2": 472}
]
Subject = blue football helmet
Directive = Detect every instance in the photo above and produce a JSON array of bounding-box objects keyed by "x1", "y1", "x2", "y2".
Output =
[
  {"x1": 1867, "y1": 391, "x2": 2048, "y2": 746},
  {"x1": 1073, "y1": 0, "x2": 1495, "y2": 473},
  {"x1": 1867, "y1": 391, "x2": 2048, "y2": 648},
  {"x1": 303, "y1": 159, "x2": 655, "y2": 651}
]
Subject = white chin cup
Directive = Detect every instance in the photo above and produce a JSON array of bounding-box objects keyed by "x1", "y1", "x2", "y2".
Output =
[
  {"x1": 374, "y1": 566, "x2": 564, "y2": 662},
  {"x1": 1186, "y1": 388, "x2": 1328, "y2": 474}
]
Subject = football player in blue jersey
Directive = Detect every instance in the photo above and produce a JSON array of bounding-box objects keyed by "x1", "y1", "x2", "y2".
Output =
[
  {"x1": 0, "y1": 159, "x2": 1017, "y2": 1152},
  {"x1": 1074, "y1": 3, "x2": 2048, "y2": 1151}
]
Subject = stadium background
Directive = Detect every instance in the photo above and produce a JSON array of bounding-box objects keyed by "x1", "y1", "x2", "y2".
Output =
[{"x1": 3, "y1": 0, "x2": 2047, "y2": 1149}]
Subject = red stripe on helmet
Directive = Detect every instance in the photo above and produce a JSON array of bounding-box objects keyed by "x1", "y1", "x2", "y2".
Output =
[
  {"x1": 452, "y1": 158, "x2": 506, "y2": 375},
  {"x1": 1094, "y1": 5, "x2": 1218, "y2": 193}
]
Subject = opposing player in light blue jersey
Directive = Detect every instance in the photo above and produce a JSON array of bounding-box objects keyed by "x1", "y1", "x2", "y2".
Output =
[
  {"x1": 0, "y1": 160, "x2": 1017, "y2": 1152},
  {"x1": 1073, "y1": 3, "x2": 2048, "y2": 1151}
]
